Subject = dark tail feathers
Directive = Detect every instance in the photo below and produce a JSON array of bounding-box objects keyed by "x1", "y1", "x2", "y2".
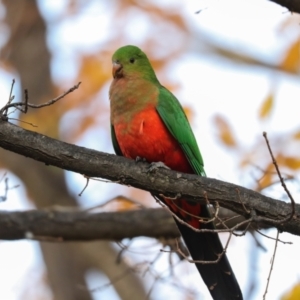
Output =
[{"x1": 174, "y1": 205, "x2": 243, "y2": 300}]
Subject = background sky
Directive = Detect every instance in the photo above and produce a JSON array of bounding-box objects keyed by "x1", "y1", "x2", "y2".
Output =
[{"x1": 0, "y1": 0, "x2": 299, "y2": 299}]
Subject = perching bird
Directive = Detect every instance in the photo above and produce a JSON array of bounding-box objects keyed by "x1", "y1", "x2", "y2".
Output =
[{"x1": 109, "y1": 45, "x2": 243, "y2": 300}]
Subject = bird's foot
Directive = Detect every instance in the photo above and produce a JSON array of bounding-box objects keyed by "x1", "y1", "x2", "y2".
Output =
[
  {"x1": 135, "y1": 156, "x2": 147, "y2": 162},
  {"x1": 147, "y1": 161, "x2": 170, "y2": 173}
]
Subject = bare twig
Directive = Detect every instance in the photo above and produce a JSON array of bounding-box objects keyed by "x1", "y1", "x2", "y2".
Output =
[
  {"x1": 155, "y1": 196, "x2": 252, "y2": 234},
  {"x1": 0, "y1": 177, "x2": 8, "y2": 202},
  {"x1": 250, "y1": 232, "x2": 267, "y2": 252},
  {"x1": 0, "y1": 82, "x2": 81, "y2": 116},
  {"x1": 0, "y1": 174, "x2": 8, "y2": 202},
  {"x1": 263, "y1": 132, "x2": 295, "y2": 223},
  {"x1": 7, "y1": 118, "x2": 38, "y2": 127},
  {"x1": 156, "y1": 194, "x2": 218, "y2": 226},
  {"x1": 78, "y1": 175, "x2": 90, "y2": 196},
  {"x1": 2, "y1": 79, "x2": 15, "y2": 117},
  {"x1": 172, "y1": 235, "x2": 231, "y2": 265},
  {"x1": 256, "y1": 229, "x2": 292, "y2": 245},
  {"x1": 0, "y1": 174, "x2": 19, "y2": 202},
  {"x1": 263, "y1": 230, "x2": 280, "y2": 300}
]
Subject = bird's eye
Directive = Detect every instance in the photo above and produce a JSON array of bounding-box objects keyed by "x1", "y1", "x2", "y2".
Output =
[{"x1": 129, "y1": 58, "x2": 135, "y2": 64}]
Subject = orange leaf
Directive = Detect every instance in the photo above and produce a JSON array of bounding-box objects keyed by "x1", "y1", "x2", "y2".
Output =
[
  {"x1": 258, "y1": 162, "x2": 275, "y2": 190},
  {"x1": 281, "y1": 156, "x2": 300, "y2": 170},
  {"x1": 293, "y1": 130, "x2": 300, "y2": 140},
  {"x1": 114, "y1": 197, "x2": 139, "y2": 211},
  {"x1": 213, "y1": 115, "x2": 237, "y2": 147},
  {"x1": 78, "y1": 55, "x2": 111, "y2": 97},
  {"x1": 101, "y1": 196, "x2": 141, "y2": 212},
  {"x1": 183, "y1": 105, "x2": 193, "y2": 122},
  {"x1": 281, "y1": 283, "x2": 300, "y2": 300},
  {"x1": 280, "y1": 38, "x2": 300, "y2": 74},
  {"x1": 259, "y1": 93, "x2": 274, "y2": 119}
]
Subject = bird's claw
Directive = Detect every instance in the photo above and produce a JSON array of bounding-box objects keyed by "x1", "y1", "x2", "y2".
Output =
[
  {"x1": 147, "y1": 161, "x2": 170, "y2": 173},
  {"x1": 135, "y1": 156, "x2": 147, "y2": 162}
]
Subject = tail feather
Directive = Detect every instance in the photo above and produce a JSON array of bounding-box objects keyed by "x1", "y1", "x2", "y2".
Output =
[{"x1": 174, "y1": 205, "x2": 243, "y2": 300}]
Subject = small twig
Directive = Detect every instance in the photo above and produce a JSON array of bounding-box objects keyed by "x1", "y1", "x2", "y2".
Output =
[
  {"x1": 249, "y1": 232, "x2": 268, "y2": 251},
  {"x1": 78, "y1": 175, "x2": 90, "y2": 196},
  {"x1": 7, "y1": 118, "x2": 38, "y2": 127},
  {"x1": 0, "y1": 177, "x2": 8, "y2": 202},
  {"x1": 0, "y1": 174, "x2": 20, "y2": 202},
  {"x1": 195, "y1": 7, "x2": 208, "y2": 14},
  {"x1": 155, "y1": 195, "x2": 252, "y2": 234},
  {"x1": 83, "y1": 268, "x2": 133, "y2": 293},
  {"x1": 158, "y1": 193, "x2": 218, "y2": 225},
  {"x1": 232, "y1": 220, "x2": 252, "y2": 237},
  {"x1": 116, "y1": 239, "x2": 136, "y2": 264},
  {"x1": 2, "y1": 79, "x2": 15, "y2": 117},
  {"x1": 263, "y1": 132, "x2": 295, "y2": 222},
  {"x1": 256, "y1": 229, "x2": 292, "y2": 245},
  {"x1": 0, "y1": 82, "x2": 81, "y2": 116},
  {"x1": 173, "y1": 237, "x2": 228, "y2": 265},
  {"x1": 213, "y1": 202, "x2": 231, "y2": 230},
  {"x1": 21, "y1": 89, "x2": 29, "y2": 113},
  {"x1": 8, "y1": 79, "x2": 15, "y2": 102},
  {"x1": 263, "y1": 229, "x2": 280, "y2": 300},
  {"x1": 215, "y1": 213, "x2": 242, "y2": 228}
]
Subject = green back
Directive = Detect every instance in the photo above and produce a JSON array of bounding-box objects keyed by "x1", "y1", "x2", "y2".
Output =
[{"x1": 156, "y1": 87, "x2": 206, "y2": 177}]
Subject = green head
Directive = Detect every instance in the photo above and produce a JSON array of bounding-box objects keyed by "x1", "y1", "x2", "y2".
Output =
[{"x1": 112, "y1": 45, "x2": 158, "y2": 82}]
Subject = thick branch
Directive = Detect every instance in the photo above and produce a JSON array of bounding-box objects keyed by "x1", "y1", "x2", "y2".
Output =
[
  {"x1": 0, "y1": 119, "x2": 300, "y2": 236},
  {"x1": 0, "y1": 208, "x2": 178, "y2": 241},
  {"x1": 269, "y1": 0, "x2": 300, "y2": 13},
  {"x1": 0, "y1": 207, "x2": 267, "y2": 241}
]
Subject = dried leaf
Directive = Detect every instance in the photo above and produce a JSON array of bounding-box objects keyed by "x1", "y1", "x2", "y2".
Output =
[
  {"x1": 114, "y1": 197, "x2": 140, "y2": 211},
  {"x1": 259, "y1": 93, "x2": 274, "y2": 119},
  {"x1": 293, "y1": 130, "x2": 300, "y2": 140},
  {"x1": 280, "y1": 38, "x2": 300, "y2": 74},
  {"x1": 213, "y1": 115, "x2": 237, "y2": 147},
  {"x1": 100, "y1": 195, "x2": 142, "y2": 212},
  {"x1": 258, "y1": 162, "x2": 275, "y2": 190},
  {"x1": 280, "y1": 156, "x2": 300, "y2": 170},
  {"x1": 281, "y1": 283, "x2": 300, "y2": 300},
  {"x1": 183, "y1": 105, "x2": 193, "y2": 122},
  {"x1": 77, "y1": 55, "x2": 111, "y2": 97}
]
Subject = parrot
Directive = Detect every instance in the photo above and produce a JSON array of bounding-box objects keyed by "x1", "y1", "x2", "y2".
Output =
[{"x1": 109, "y1": 45, "x2": 243, "y2": 300}]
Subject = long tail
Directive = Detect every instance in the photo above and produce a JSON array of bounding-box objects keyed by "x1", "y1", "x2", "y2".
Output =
[{"x1": 174, "y1": 205, "x2": 243, "y2": 300}]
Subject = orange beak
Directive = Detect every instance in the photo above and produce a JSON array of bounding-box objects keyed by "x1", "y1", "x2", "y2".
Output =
[{"x1": 112, "y1": 61, "x2": 122, "y2": 78}]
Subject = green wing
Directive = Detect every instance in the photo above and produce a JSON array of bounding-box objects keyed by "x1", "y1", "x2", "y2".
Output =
[
  {"x1": 111, "y1": 124, "x2": 123, "y2": 156},
  {"x1": 156, "y1": 86, "x2": 206, "y2": 177}
]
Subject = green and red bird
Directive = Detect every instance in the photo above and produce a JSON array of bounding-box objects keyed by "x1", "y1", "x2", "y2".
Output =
[{"x1": 109, "y1": 45, "x2": 243, "y2": 300}]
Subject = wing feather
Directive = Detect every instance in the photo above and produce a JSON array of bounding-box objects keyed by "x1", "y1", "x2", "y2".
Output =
[{"x1": 156, "y1": 87, "x2": 206, "y2": 176}]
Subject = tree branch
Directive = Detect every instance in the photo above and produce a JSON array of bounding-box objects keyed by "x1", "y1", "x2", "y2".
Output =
[
  {"x1": 269, "y1": 0, "x2": 300, "y2": 13},
  {"x1": 0, "y1": 207, "x2": 271, "y2": 241},
  {"x1": 0, "y1": 119, "x2": 299, "y2": 236},
  {"x1": 0, "y1": 208, "x2": 178, "y2": 241}
]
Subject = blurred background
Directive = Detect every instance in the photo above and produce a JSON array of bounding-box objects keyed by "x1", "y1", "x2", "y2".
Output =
[{"x1": 0, "y1": 0, "x2": 299, "y2": 299}]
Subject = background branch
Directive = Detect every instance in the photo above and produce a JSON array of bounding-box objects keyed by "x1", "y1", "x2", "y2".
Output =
[{"x1": 0, "y1": 207, "x2": 271, "y2": 241}]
